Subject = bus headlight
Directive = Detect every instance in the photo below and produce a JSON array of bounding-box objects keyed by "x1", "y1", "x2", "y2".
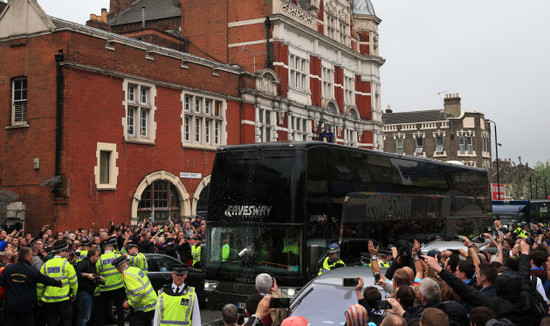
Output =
[
  {"x1": 204, "y1": 280, "x2": 219, "y2": 292},
  {"x1": 280, "y1": 287, "x2": 297, "y2": 298}
]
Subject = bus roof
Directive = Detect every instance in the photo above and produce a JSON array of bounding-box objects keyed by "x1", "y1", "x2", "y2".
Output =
[{"x1": 217, "y1": 141, "x2": 488, "y2": 173}]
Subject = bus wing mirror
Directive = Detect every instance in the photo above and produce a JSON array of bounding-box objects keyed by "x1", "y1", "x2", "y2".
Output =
[{"x1": 309, "y1": 245, "x2": 322, "y2": 274}]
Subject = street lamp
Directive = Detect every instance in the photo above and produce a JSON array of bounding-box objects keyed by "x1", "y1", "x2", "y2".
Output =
[
  {"x1": 486, "y1": 119, "x2": 501, "y2": 200},
  {"x1": 535, "y1": 177, "x2": 540, "y2": 199}
]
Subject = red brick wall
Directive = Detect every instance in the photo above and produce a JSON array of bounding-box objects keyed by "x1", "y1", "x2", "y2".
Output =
[
  {"x1": 309, "y1": 55, "x2": 321, "y2": 107},
  {"x1": 273, "y1": 42, "x2": 288, "y2": 97},
  {"x1": 334, "y1": 66, "x2": 343, "y2": 113},
  {"x1": 0, "y1": 29, "x2": 242, "y2": 233},
  {"x1": 181, "y1": 0, "x2": 228, "y2": 62}
]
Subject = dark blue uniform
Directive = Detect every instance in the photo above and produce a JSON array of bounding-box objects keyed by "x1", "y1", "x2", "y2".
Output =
[{"x1": 0, "y1": 259, "x2": 61, "y2": 326}]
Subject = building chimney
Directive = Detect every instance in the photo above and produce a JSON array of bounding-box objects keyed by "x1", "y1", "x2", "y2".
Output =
[
  {"x1": 89, "y1": 8, "x2": 108, "y2": 23},
  {"x1": 385, "y1": 105, "x2": 393, "y2": 114},
  {"x1": 444, "y1": 92, "x2": 461, "y2": 117}
]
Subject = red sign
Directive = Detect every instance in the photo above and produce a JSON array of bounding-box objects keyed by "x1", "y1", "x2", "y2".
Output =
[{"x1": 491, "y1": 184, "x2": 506, "y2": 200}]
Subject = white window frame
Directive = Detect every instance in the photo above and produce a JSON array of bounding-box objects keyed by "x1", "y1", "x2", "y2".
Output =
[
  {"x1": 396, "y1": 138, "x2": 404, "y2": 155},
  {"x1": 94, "y1": 142, "x2": 119, "y2": 190},
  {"x1": 122, "y1": 80, "x2": 156, "y2": 144},
  {"x1": 181, "y1": 92, "x2": 225, "y2": 149},
  {"x1": 322, "y1": 65, "x2": 334, "y2": 100},
  {"x1": 344, "y1": 73, "x2": 355, "y2": 106},
  {"x1": 11, "y1": 77, "x2": 28, "y2": 126},
  {"x1": 325, "y1": 12, "x2": 350, "y2": 46},
  {"x1": 289, "y1": 53, "x2": 309, "y2": 92},
  {"x1": 256, "y1": 106, "x2": 276, "y2": 143},
  {"x1": 458, "y1": 131, "x2": 476, "y2": 156},
  {"x1": 290, "y1": 115, "x2": 309, "y2": 141}
]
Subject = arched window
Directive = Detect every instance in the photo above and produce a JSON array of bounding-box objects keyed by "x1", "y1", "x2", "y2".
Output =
[{"x1": 137, "y1": 180, "x2": 181, "y2": 222}]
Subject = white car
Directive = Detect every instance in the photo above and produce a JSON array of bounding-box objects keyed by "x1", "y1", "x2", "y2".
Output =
[{"x1": 290, "y1": 266, "x2": 387, "y2": 325}]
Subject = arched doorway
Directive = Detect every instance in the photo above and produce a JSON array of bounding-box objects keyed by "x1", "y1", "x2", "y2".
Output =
[
  {"x1": 131, "y1": 171, "x2": 190, "y2": 225},
  {"x1": 192, "y1": 175, "x2": 210, "y2": 218}
]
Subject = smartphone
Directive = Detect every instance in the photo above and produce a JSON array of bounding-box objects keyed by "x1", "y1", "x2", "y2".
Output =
[
  {"x1": 270, "y1": 297, "x2": 290, "y2": 309},
  {"x1": 343, "y1": 277, "x2": 359, "y2": 287},
  {"x1": 374, "y1": 272, "x2": 380, "y2": 283},
  {"x1": 376, "y1": 300, "x2": 392, "y2": 310},
  {"x1": 455, "y1": 235, "x2": 464, "y2": 241}
]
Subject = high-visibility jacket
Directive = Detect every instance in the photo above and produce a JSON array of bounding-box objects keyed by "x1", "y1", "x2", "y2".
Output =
[
  {"x1": 191, "y1": 245, "x2": 201, "y2": 266},
  {"x1": 75, "y1": 249, "x2": 88, "y2": 265},
  {"x1": 122, "y1": 266, "x2": 157, "y2": 312},
  {"x1": 128, "y1": 252, "x2": 149, "y2": 274},
  {"x1": 38, "y1": 256, "x2": 78, "y2": 303},
  {"x1": 156, "y1": 286, "x2": 196, "y2": 326},
  {"x1": 282, "y1": 236, "x2": 299, "y2": 255},
  {"x1": 221, "y1": 243, "x2": 229, "y2": 262},
  {"x1": 318, "y1": 256, "x2": 345, "y2": 275},
  {"x1": 96, "y1": 251, "x2": 123, "y2": 292},
  {"x1": 367, "y1": 260, "x2": 391, "y2": 268}
]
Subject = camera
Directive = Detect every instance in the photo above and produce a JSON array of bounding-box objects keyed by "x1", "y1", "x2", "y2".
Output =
[
  {"x1": 270, "y1": 298, "x2": 290, "y2": 309},
  {"x1": 343, "y1": 278, "x2": 359, "y2": 287},
  {"x1": 376, "y1": 300, "x2": 392, "y2": 310}
]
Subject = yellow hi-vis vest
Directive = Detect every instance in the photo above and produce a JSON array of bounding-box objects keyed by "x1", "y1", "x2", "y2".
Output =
[
  {"x1": 38, "y1": 257, "x2": 78, "y2": 303},
  {"x1": 75, "y1": 249, "x2": 88, "y2": 265},
  {"x1": 318, "y1": 256, "x2": 346, "y2": 275},
  {"x1": 128, "y1": 252, "x2": 149, "y2": 274},
  {"x1": 191, "y1": 245, "x2": 201, "y2": 266},
  {"x1": 122, "y1": 266, "x2": 157, "y2": 312},
  {"x1": 282, "y1": 236, "x2": 299, "y2": 255},
  {"x1": 96, "y1": 251, "x2": 123, "y2": 292},
  {"x1": 222, "y1": 243, "x2": 230, "y2": 262},
  {"x1": 156, "y1": 286, "x2": 196, "y2": 326}
]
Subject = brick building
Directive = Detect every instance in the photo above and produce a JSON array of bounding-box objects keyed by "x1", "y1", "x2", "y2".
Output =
[
  {"x1": 0, "y1": 0, "x2": 384, "y2": 232},
  {"x1": 382, "y1": 94, "x2": 492, "y2": 169}
]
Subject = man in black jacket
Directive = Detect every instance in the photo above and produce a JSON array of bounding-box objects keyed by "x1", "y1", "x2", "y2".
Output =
[
  {"x1": 424, "y1": 239, "x2": 535, "y2": 326},
  {"x1": 0, "y1": 247, "x2": 61, "y2": 326},
  {"x1": 74, "y1": 247, "x2": 102, "y2": 326}
]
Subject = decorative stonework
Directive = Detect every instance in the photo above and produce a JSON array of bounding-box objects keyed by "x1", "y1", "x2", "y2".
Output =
[
  {"x1": 256, "y1": 76, "x2": 277, "y2": 96},
  {"x1": 275, "y1": 0, "x2": 316, "y2": 30},
  {"x1": 353, "y1": 19, "x2": 378, "y2": 32}
]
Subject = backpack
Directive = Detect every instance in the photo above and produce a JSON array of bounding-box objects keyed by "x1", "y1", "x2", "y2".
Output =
[{"x1": 531, "y1": 275, "x2": 549, "y2": 323}]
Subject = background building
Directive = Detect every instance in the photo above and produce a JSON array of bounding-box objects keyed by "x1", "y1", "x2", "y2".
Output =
[
  {"x1": 382, "y1": 93, "x2": 492, "y2": 169},
  {"x1": 0, "y1": 0, "x2": 385, "y2": 233}
]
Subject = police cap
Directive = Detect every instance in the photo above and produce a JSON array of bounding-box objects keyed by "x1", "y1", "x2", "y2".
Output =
[
  {"x1": 173, "y1": 265, "x2": 188, "y2": 275},
  {"x1": 112, "y1": 255, "x2": 128, "y2": 268},
  {"x1": 127, "y1": 243, "x2": 139, "y2": 249},
  {"x1": 51, "y1": 240, "x2": 69, "y2": 253}
]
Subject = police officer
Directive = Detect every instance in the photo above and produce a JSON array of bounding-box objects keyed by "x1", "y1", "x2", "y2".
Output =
[
  {"x1": 126, "y1": 242, "x2": 149, "y2": 274},
  {"x1": 221, "y1": 234, "x2": 230, "y2": 262},
  {"x1": 318, "y1": 243, "x2": 345, "y2": 275},
  {"x1": 0, "y1": 247, "x2": 61, "y2": 326},
  {"x1": 37, "y1": 240, "x2": 78, "y2": 326},
  {"x1": 153, "y1": 265, "x2": 201, "y2": 326},
  {"x1": 282, "y1": 230, "x2": 300, "y2": 266},
  {"x1": 112, "y1": 255, "x2": 158, "y2": 325},
  {"x1": 96, "y1": 237, "x2": 125, "y2": 326},
  {"x1": 191, "y1": 236, "x2": 202, "y2": 268},
  {"x1": 75, "y1": 240, "x2": 90, "y2": 265}
]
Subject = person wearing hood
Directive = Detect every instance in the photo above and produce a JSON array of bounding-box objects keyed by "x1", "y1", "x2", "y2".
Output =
[{"x1": 423, "y1": 238, "x2": 535, "y2": 326}]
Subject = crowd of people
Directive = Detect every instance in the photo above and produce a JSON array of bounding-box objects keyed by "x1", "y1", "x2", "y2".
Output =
[
  {"x1": 2, "y1": 216, "x2": 550, "y2": 326},
  {"x1": 0, "y1": 216, "x2": 206, "y2": 326}
]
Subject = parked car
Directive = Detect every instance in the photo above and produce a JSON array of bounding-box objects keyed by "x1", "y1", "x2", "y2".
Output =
[
  {"x1": 420, "y1": 239, "x2": 488, "y2": 256},
  {"x1": 290, "y1": 266, "x2": 386, "y2": 325}
]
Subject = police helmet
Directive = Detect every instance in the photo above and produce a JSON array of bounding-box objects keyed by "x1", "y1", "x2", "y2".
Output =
[{"x1": 327, "y1": 243, "x2": 340, "y2": 254}]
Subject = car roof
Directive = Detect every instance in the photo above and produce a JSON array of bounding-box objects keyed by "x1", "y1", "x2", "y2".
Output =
[{"x1": 310, "y1": 266, "x2": 382, "y2": 285}]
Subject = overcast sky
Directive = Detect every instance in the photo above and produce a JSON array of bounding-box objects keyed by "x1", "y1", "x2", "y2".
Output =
[{"x1": 36, "y1": 0, "x2": 550, "y2": 166}]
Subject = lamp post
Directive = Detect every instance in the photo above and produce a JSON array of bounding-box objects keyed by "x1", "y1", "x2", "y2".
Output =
[
  {"x1": 486, "y1": 119, "x2": 501, "y2": 200},
  {"x1": 545, "y1": 176, "x2": 548, "y2": 199},
  {"x1": 535, "y1": 177, "x2": 540, "y2": 199}
]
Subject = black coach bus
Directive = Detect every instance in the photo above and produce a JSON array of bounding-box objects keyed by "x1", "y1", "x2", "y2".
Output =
[{"x1": 204, "y1": 142, "x2": 491, "y2": 309}]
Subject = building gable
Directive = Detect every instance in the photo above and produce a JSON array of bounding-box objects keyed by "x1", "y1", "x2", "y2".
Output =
[{"x1": 0, "y1": 0, "x2": 55, "y2": 38}]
